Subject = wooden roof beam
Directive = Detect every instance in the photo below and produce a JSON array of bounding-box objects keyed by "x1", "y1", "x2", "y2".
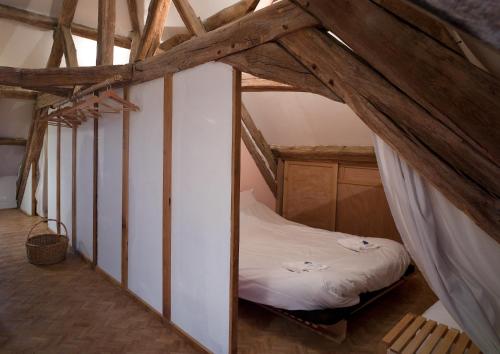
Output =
[
  {"x1": 135, "y1": 0, "x2": 171, "y2": 60},
  {"x1": 402, "y1": 0, "x2": 500, "y2": 50},
  {"x1": 278, "y1": 27, "x2": 500, "y2": 242},
  {"x1": 0, "y1": 3, "x2": 131, "y2": 48},
  {"x1": 0, "y1": 137, "x2": 27, "y2": 145},
  {"x1": 159, "y1": 0, "x2": 259, "y2": 52},
  {"x1": 241, "y1": 73, "x2": 300, "y2": 92},
  {"x1": 0, "y1": 85, "x2": 37, "y2": 99}
]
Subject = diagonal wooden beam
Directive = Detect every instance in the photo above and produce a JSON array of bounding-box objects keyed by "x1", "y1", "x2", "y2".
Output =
[
  {"x1": 403, "y1": 0, "x2": 500, "y2": 50},
  {"x1": 293, "y1": 0, "x2": 500, "y2": 164},
  {"x1": 61, "y1": 25, "x2": 79, "y2": 68},
  {"x1": 126, "y1": 0, "x2": 141, "y2": 36},
  {"x1": 278, "y1": 28, "x2": 500, "y2": 242},
  {"x1": 0, "y1": 138, "x2": 27, "y2": 145},
  {"x1": 46, "y1": 0, "x2": 79, "y2": 68},
  {"x1": 0, "y1": 3, "x2": 131, "y2": 48},
  {"x1": 222, "y1": 42, "x2": 343, "y2": 102},
  {"x1": 135, "y1": 0, "x2": 171, "y2": 60},
  {"x1": 172, "y1": 0, "x2": 205, "y2": 35},
  {"x1": 241, "y1": 105, "x2": 277, "y2": 178},
  {"x1": 373, "y1": 0, "x2": 462, "y2": 54},
  {"x1": 136, "y1": 1, "x2": 318, "y2": 81},
  {"x1": 0, "y1": 85, "x2": 37, "y2": 99},
  {"x1": 241, "y1": 73, "x2": 299, "y2": 92},
  {"x1": 159, "y1": 0, "x2": 259, "y2": 52}
]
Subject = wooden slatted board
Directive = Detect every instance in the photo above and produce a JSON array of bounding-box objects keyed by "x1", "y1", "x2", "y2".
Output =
[{"x1": 381, "y1": 313, "x2": 482, "y2": 354}]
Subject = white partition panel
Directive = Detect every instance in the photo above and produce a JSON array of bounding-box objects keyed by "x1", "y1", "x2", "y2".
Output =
[
  {"x1": 46, "y1": 126, "x2": 72, "y2": 238},
  {"x1": 171, "y1": 62, "x2": 234, "y2": 354},
  {"x1": 60, "y1": 128, "x2": 73, "y2": 243},
  {"x1": 128, "y1": 78, "x2": 164, "y2": 312},
  {"x1": 97, "y1": 94, "x2": 123, "y2": 281},
  {"x1": 76, "y1": 120, "x2": 94, "y2": 260}
]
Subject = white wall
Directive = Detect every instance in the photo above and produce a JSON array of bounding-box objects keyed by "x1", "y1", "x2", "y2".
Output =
[
  {"x1": 46, "y1": 125, "x2": 73, "y2": 239},
  {"x1": 20, "y1": 165, "x2": 32, "y2": 215},
  {"x1": 76, "y1": 120, "x2": 94, "y2": 260},
  {"x1": 243, "y1": 91, "x2": 373, "y2": 146},
  {"x1": 171, "y1": 62, "x2": 234, "y2": 354},
  {"x1": 97, "y1": 101, "x2": 123, "y2": 282},
  {"x1": 128, "y1": 78, "x2": 164, "y2": 312},
  {"x1": 0, "y1": 176, "x2": 17, "y2": 209}
]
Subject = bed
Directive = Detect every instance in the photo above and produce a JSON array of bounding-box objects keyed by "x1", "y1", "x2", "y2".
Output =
[{"x1": 239, "y1": 190, "x2": 411, "y2": 312}]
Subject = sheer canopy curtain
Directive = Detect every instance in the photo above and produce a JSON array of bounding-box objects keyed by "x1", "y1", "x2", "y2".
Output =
[{"x1": 373, "y1": 135, "x2": 500, "y2": 354}]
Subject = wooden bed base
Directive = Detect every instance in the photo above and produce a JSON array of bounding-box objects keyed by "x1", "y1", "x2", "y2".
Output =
[{"x1": 258, "y1": 269, "x2": 413, "y2": 343}]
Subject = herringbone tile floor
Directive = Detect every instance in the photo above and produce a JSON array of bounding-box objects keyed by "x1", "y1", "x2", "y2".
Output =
[
  {"x1": 0, "y1": 209, "x2": 199, "y2": 354},
  {"x1": 0, "y1": 209, "x2": 436, "y2": 353}
]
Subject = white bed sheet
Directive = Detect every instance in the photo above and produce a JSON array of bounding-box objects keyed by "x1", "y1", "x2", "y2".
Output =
[{"x1": 239, "y1": 191, "x2": 411, "y2": 310}]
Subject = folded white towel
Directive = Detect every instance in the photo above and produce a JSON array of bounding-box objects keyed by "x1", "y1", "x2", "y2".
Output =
[
  {"x1": 283, "y1": 261, "x2": 329, "y2": 273},
  {"x1": 337, "y1": 237, "x2": 380, "y2": 252}
]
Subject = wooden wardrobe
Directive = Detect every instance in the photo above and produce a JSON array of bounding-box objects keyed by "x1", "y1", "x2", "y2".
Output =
[{"x1": 275, "y1": 147, "x2": 401, "y2": 242}]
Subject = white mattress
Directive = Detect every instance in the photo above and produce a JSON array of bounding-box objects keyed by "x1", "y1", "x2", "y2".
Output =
[{"x1": 239, "y1": 191, "x2": 411, "y2": 310}]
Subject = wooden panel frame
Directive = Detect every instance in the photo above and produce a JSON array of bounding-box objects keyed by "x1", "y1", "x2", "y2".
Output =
[
  {"x1": 122, "y1": 87, "x2": 130, "y2": 287},
  {"x1": 229, "y1": 68, "x2": 242, "y2": 354},
  {"x1": 282, "y1": 160, "x2": 338, "y2": 231},
  {"x1": 162, "y1": 74, "x2": 173, "y2": 320}
]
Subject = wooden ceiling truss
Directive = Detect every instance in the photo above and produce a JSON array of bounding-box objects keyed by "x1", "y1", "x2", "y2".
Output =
[{"x1": 0, "y1": 0, "x2": 498, "y2": 243}]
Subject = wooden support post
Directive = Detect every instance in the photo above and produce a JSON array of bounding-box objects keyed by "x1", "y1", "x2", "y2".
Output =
[
  {"x1": 229, "y1": 68, "x2": 242, "y2": 354},
  {"x1": 94, "y1": 0, "x2": 116, "y2": 267},
  {"x1": 56, "y1": 122, "x2": 61, "y2": 234},
  {"x1": 72, "y1": 125, "x2": 77, "y2": 252},
  {"x1": 162, "y1": 74, "x2": 173, "y2": 320},
  {"x1": 122, "y1": 87, "x2": 130, "y2": 288}
]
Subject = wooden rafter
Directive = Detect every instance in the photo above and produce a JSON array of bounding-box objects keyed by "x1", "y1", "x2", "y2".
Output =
[
  {"x1": 135, "y1": 0, "x2": 171, "y2": 60},
  {"x1": 403, "y1": 0, "x2": 500, "y2": 50},
  {"x1": 0, "y1": 138, "x2": 27, "y2": 145},
  {"x1": 0, "y1": 85, "x2": 37, "y2": 99},
  {"x1": 61, "y1": 25, "x2": 79, "y2": 68},
  {"x1": 271, "y1": 145, "x2": 376, "y2": 164},
  {"x1": 0, "y1": 3, "x2": 131, "y2": 48},
  {"x1": 126, "y1": 0, "x2": 141, "y2": 36},
  {"x1": 222, "y1": 43, "x2": 343, "y2": 102},
  {"x1": 278, "y1": 27, "x2": 500, "y2": 242},
  {"x1": 46, "y1": 0, "x2": 79, "y2": 68},
  {"x1": 159, "y1": 0, "x2": 259, "y2": 52},
  {"x1": 373, "y1": 0, "x2": 462, "y2": 54},
  {"x1": 172, "y1": 0, "x2": 205, "y2": 35},
  {"x1": 241, "y1": 73, "x2": 300, "y2": 92}
]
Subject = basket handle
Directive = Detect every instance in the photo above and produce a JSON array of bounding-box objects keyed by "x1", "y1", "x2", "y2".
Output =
[{"x1": 27, "y1": 218, "x2": 68, "y2": 240}]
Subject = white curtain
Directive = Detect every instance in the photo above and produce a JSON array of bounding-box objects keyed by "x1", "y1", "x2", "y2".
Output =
[{"x1": 373, "y1": 135, "x2": 500, "y2": 354}]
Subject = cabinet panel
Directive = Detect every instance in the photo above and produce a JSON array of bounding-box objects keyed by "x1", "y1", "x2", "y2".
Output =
[
  {"x1": 336, "y1": 165, "x2": 400, "y2": 241},
  {"x1": 283, "y1": 161, "x2": 337, "y2": 230}
]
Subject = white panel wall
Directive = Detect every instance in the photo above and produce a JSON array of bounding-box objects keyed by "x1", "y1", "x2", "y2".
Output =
[
  {"x1": 46, "y1": 126, "x2": 73, "y2": 241},
  {"x1": 128, "y1": 78, "x2": 164, "y2": 312},
  {"x1": 97, "y1": 101, "x2": 123, "y2": 282},
  {"x1": 171, "y1": 62, "x2": 234, "y2": 354},
  {"x1": 0, "y1": 176, "x2": 17, "y2": 209},
  {"x1": 20, "y1": 166, "x2": 32, "y2": 214},
  {"x1": 76, "y1": 120, "x2": 94, "y2": 260}
]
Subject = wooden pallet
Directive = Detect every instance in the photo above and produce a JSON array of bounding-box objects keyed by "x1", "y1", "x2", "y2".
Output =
[{"x1": 380, "y1": 313, "x2": 482, "y2": 354}]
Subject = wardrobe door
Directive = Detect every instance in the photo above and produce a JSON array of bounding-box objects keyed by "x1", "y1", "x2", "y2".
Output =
[
  {"x1": 336, "y1": 164, "x2": 400, "y2": 241},
  {"x1": 283, "y1": 161, "x2": 338, "y2": 230}
]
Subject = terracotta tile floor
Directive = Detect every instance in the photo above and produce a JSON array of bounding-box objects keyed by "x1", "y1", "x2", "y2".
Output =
[{"x1": 0, "y1": 209, "x2": 436, "y2": 353}]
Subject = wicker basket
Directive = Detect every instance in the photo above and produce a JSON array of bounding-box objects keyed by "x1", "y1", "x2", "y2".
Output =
[{"x1": 26, "y1": 218, "x2": 69, "y2": 265}]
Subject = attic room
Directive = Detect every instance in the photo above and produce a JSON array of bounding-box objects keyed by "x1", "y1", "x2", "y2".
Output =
[{"x1": 0, "y1": 0, "x2": 498, "y2": 353}]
